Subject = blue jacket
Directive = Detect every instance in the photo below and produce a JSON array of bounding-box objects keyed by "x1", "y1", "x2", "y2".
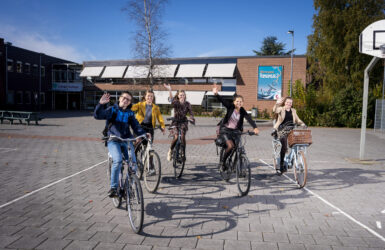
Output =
[{"x1": 94, "y1": 103, "x2": 145, "y2": 139}]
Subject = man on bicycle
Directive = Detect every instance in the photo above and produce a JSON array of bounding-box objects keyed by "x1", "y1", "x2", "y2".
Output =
[
  {"x1": 213, "y1": 83, "x2": 259, "y2": 171},
  {"x1": 94, "y1": 92, "x2": 149, "y2": 198}
]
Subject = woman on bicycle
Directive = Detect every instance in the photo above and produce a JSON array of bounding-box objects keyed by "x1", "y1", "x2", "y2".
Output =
[
  {"x1": 131, "y1": 90, "x2": 166, "y2": 141},
  {"x1": 94, "y1": 92, "x2": 149, "y2": 198},
  {"x1": 272, "y1": 96, "x2": 305, "y2": 174},
  {"x1": 163, "y1": 83, "x2": 195, "y2": 162},
  {"x1": 213, "y1": 83, "x2": 259, "y2": 170}
]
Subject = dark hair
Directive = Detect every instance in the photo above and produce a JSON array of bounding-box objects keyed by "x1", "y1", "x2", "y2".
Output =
[
  {"x1": 174, "y1": 90, "x2": 186, "y2": 101},
  {"x1": 141, "y1": 90, "x2": 156, "y2": 104},
  {"x1": 119, "y1": 91, "x2": 133, "y2": 108},
  {"x1": 233, "y1": 94, "x2": 244, "y2": 101},
  {"x1": 119, "y1": 91, "x2": 133, "y2": 99}
]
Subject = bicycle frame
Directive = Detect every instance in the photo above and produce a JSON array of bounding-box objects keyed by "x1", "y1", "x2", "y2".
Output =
[{"x1": 285, "y1": 144, "x2": 308, "y2": 168}]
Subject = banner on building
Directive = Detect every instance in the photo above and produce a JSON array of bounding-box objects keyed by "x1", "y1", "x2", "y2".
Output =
[
  {"x1": 257, "y1": 66, "x2": 282, "y2": 100},
  {"x1": 52, "y1": 82, "x2": 83, "y2": 92}
]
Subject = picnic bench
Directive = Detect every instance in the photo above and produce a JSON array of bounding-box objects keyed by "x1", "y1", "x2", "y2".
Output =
[{"x1": 0, "y1": 110, "x2": 43, "y2": 125}]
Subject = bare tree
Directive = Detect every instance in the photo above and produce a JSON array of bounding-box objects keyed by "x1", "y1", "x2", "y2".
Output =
[{"x1": 123, "y1": 0, "x2": 171, "y2": 88}]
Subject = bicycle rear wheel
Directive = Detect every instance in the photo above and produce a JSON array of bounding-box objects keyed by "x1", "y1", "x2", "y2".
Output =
[
  {"x1": 294, "y1": 151, "x2": 308, "y2": 188},
  {"x1": 236, "y1": 154, "x2": 251, "y2": 196},
  {"x1": 107, "y1": 156, "x2": 122, "y2": 208},
  {"x1": 173, "y1": 144, "x2": 185, "y2": 179},
  {"x1": 126, "y1": 174, "x2": 144, "y2": 233},
  {"x1": 144, "y1": 150, "x2": 161, "y2": 193}
]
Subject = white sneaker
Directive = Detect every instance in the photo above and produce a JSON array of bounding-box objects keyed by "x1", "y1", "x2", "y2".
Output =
[{"x1": 167, "y1": 148, "x2": 172, "y2": 162}]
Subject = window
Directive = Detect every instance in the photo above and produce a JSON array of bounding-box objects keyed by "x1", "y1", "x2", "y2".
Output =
[
  {"x1": 40, "y1": 92, "x2": 45, "y2": 105},
  {"x1": 7, "y1": 91, "x2": 14, "y2": 104},
  {"x1": 16, "y1": 91, "x2": 23, "y2": 104},
  {"x1": 32, "y1": 64, "x2": 38, "y2": 75},
  {"x1": 16, "y1": 61, "x2": 22, "y2": 73},
  {"x1": 41, "y1": 66, "x2": 45, "y2": 77},
  {"x1": 24, "y1": 63, "x2": 31, "y2": 74},
  {"x1": 7, "y1": 59, "x2": 13, "y2": 72},
  {"x1": 24, "y1": 91, "x2": 31, "y2": 104}
]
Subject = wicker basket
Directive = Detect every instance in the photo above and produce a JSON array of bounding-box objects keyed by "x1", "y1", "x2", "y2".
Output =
[{"x1": 287, "y1": 129, "x2": 312, "y2": 147}]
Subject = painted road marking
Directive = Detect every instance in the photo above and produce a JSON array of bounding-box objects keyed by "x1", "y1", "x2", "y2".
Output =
[
  {"x1": 259, "y1": 159, "x2": 385, "y2": 242},
  {"x1": 0, "y1": 160, "x2": 107, "y2": 209},
  {"x1": 377, "y1": 221, "x2": 382, "y2": 229},
  {"x1": 0, "y1": 148, "x2": 17, "y2": 154}
]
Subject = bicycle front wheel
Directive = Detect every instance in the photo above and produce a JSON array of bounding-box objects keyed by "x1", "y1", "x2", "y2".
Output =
[
  {"x1": 294, "y1": 151, "x2": 308, "y2": 188},
  {"x1": 107, "y1": 156, "x2": 122, "y2": 207},
  {"x1": 236, "y1": 154, "x2": 251, "y2": 196},
  {"x1": 144, "y1": 150, "x2": 161, "y2": 193},
  {"x1": 126, "y1": 174, "x2": 144, "y2": 233},
  {"x1": 135, "y1": 145, "x2": 145, "y2": 179},
  {"x1": 173, "y1": 144, "x2": 185, "y2": 179}
]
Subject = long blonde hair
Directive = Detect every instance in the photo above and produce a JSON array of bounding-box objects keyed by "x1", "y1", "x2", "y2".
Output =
[{"x1": 173, "y1": 90, "x2": 186, "y2": 101}]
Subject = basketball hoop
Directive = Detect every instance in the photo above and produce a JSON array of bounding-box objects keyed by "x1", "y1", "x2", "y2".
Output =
[{"x1": 380, "y1": 44, "x2": 385, "y2": 56}]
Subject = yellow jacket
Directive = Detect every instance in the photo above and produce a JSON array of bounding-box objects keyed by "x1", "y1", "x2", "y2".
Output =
[{"x1": 131, "y1": 101, "x2": 165, "y2": 129}]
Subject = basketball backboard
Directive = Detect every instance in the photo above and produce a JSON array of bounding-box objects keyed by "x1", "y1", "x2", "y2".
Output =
[{"x1": 359, "y1": 19, "x2": 385, "y2": 58}]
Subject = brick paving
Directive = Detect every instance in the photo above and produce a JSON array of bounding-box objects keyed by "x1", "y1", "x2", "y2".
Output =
[{"x1": 0, "y1": 111, "x2": 384, "y2": 249}]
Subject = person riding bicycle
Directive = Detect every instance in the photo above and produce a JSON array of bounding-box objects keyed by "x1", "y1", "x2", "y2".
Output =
[
  {"x1": 163, "y1": 83, "x2": 195, "y2": 162},
  {"x1": 131, "y1": 89, "x2": 165, "y2": 146},
  {"x1": 94, "y1": 92, "x2": 149, "y2": 198},
  {"x1": 272, "y1": 96, "x2": 306, "y2": 174},
  {"x1": 213, "y1": 83, "x2": 259, "y2": 171}
]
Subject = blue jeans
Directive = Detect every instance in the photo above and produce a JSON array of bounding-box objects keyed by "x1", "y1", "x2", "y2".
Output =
[{"x1": 107, "y1": 140, "x2": 137, "y2": 189}]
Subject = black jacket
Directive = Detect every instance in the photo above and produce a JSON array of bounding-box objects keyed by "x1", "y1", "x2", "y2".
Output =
[{"x1": 215, "y1": 94, "x2": 257, "y2": 131}]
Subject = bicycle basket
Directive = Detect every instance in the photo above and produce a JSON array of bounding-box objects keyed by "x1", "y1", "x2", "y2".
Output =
[{"x1": 287, "y1": 129, "x2": 312, "y2": 147}]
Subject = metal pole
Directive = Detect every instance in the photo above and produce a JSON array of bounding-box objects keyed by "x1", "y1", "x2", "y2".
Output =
[
  {"x1": 39, "y1": 54, "x2": 42, "y2": 111},
  {"x1": 381, "y1": 62, "x2": 385, "y2": 133},
  {"x1": 288, "y1": 30, "x2": 294, "y2": 97},
  {"x1": 360, "y1": 56, "x2": 379, "y2": 160},
  {"x1": 290, "y1": 34, "x2": 294, "y2": 97},
  {"x1": 5, "y1": 43, "x2": 8, "y2": 106}
]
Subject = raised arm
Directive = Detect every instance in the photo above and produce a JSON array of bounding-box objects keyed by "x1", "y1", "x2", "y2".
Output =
[
  {"x1": 163, "y1": 83, "x2": 173, "y2": 102},
  {"x1": 94, "y1": 93, "x2": 112, "y2": 120},
  {"x1": 273, "y1": 97, "x2": 284, "y2": 114},
  {"x1": 213, "y1": 83, "x2": 232, "y2": 109}
]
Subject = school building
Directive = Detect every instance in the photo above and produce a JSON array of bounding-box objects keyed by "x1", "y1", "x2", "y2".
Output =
[{"x1": 81, "y1": 55, "x2": 307, "y2": 114}]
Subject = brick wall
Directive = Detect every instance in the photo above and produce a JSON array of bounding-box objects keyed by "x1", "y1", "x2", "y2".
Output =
[{"x1": 236, "y1": 57, "x2": 307, "y2": 113}]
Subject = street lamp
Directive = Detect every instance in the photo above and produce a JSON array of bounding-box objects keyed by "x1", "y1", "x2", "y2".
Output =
[{"x1": 287, "y1": 30, "x2": 294, "y2": 97}]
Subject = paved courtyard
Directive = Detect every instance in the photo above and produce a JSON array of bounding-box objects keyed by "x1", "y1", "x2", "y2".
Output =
[{"x1": 0, "y1": 111, "x2": 384, "y2": 250}]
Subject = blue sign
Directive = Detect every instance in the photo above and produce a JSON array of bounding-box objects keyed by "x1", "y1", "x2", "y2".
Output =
[{"x1": 257, "y1": 66, "x2": 282, "y2": 100}]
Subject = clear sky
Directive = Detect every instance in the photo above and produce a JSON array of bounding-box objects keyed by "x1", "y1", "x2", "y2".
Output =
[{"x1": 0, "y1": 0, "x2": 315, "y2": 63}]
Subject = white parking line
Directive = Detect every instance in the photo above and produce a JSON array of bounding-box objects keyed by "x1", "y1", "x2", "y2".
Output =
[
  {"x1": 377, "y1": 221, "x2": 382, "y2": 229},
  {"x1": 0, "y1": 160, "x2": 107, "y2": 209},
  {"x1": 259, "y1": 159, "x2": 385, "y2": 242},
  {"x1": 0, "y1": 148, "x2": 17, "y2": 154}
]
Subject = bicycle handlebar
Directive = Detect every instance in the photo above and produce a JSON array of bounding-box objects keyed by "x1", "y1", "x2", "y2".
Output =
[
  {"x1": 104, "y1": 134, "x2": 149, "y2": 142},
  {"x1": 166, "y1": 117, "x2": 195, "y2": 126}
]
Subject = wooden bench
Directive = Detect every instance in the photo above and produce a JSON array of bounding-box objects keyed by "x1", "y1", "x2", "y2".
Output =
[{"x1": 0, "y1": 110, "x2": 43, "y2": 125}]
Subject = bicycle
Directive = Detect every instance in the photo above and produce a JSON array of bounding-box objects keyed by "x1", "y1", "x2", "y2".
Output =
[
  {"x1": 216, "y1": 130, "x2": 255, "y2": 196},
  {"x1": 106, "y1": 134, "x2": 146, "y2": 233},
  {"x1": 134, "y1": 126, "x2": 162, "y2": 193},
  {"x1": 272, "y1": 122, "x2": 311, "y2": 188},
  {"x1": 166, "y1": 117, "x2": 195, "y2": 179}
]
